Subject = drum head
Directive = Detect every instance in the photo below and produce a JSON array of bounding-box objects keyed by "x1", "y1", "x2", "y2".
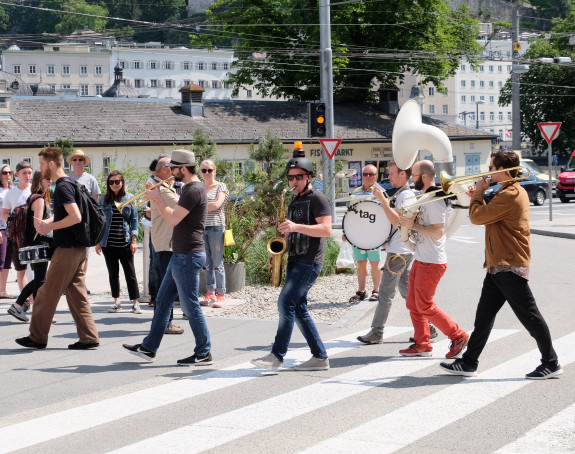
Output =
[{"x1": 342, "y1": 200, "x2": 392, "y2": 250}]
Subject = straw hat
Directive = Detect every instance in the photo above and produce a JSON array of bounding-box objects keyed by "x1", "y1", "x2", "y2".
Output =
[{"x1": 66, "y1": 149, "x2": 91, "y2": 166}]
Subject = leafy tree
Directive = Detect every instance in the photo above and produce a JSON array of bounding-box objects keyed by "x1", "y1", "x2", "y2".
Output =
[
  {"x1": 183, "y1": 128, "x2": 217, "y2": 163},
  {"x1": 54, "y1": 0, "x2": 109, "y2": 34},
  {"x1": 499, "y1": 12, "x2": 575, "y2": 156},
  {"x1": 193, "y1": 0, "x2": 481, "y2": 102},
  {"x1": 52, "y1": 138, "x2": 75, "y2": 159}
]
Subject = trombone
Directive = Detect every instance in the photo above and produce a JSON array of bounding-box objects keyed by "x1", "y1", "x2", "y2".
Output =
[
  {"x1": 115, "y1": 176, "x2": 174, "y2": 211},
  {"x1": 402, "y1": 166, "x2": 531, "y2": 211}
]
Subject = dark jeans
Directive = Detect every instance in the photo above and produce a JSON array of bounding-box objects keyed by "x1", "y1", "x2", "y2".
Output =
[
  {"x1": 102, "y1": 245, "x2": 140, "y2": 300},
  {"x1": 463, "y1": 272, "x2": 559, "y2": 369},
  {"x1": 15, "y1": 261, "x2": 49, "y2": 306},
  {"x1": 148, "y1": 237, "x2": 159, "y2": 300},
  {"x1": 154, "y1": 250, "x2": 175, "y2": 322}
]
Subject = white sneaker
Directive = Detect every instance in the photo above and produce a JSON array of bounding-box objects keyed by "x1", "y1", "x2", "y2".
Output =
[
  {"x1": 8, "y1": 304, "x2": 29, "y2": 322},
  {"x1": 108, "y1": 303, "x2": 121, "y2": 313},
  {"x1": 294, "y1": 356, "x2": 329, "y2": 371},
  {"x1": 251, "y1": 353, "x2": 282, "y2": 370},
  {"x1": 131, "y1": 303, "x2": 142, "y2": 314}
]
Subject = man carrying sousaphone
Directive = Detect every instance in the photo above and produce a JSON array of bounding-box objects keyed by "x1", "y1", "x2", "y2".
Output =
[
  {"x1": 343, "y1": 164, "x2": 384, "y2": 303},
  {"x1": 357, "y1": 161, "x2": 437, "y2": 344}
]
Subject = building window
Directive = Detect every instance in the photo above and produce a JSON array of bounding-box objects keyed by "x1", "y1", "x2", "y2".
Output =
[
  {"x1": 49, "y1": 84, "x2": 56, "y2": 91},
  {"x1": 103, "y1": 156, "x2": 111, "y2": 175},
  {"x1": 0, "y1": 97, "x2": 6, "y2": 108},
  {"x1": 80, "y1": 85, "x2": 89, "y2": 96},
  {"x1": 149, "y1": 61, "x2": 159, "y2": 69},
  {"x1": 428, "y1": 87, "x2": 435, "y2": 96},
  {"x1": 95, "y1": 66, "x2": 102, "y2": 75},
  {"x1": 498, "y1": 112, "x2": 503, "y2": 121},
  {"x1": 429, "y1": 105, "x2": 435, "y2": 114},
  {"x1": 480, "y1": 95, "x2": 485, "y2": 101},
  {"x1": 198, "y1": 62, "x2": 205, "y2": 71},
  {"x1": 182, "y1": 62, "x2": 190, "y2": 70},
  {"x1": 460, "y1": 64, "x2": 466, "y2": 71},
  {"x1": 212, "y1": 80, "x2": 219, "y2": 89},
  {"x1": 460, "y1": 80, "x2": 466, "y2": 88},
  {"x1": 47, "y1": 65, "x2": 55, "y2": 75},
  {"x1": 479, "y1": 80, "x2": 485, "y2": 88},
  {"x1": 134, "y1": 79, "x2": 143, "y2": 88},
  {"x1": 498, "y1": 65, "x2": 503, "y2": 72},
  {"x1": 80, "y1": 65, "x2": 88, "y2": 75},
  {"x1": 498, "y1": 81, "x2": 503, "y2": 88},
  {"x1": 461, "y1": 95, "x2": 466, "y2": 103},
  {"x1": 488, "y1": 65, "x2": 494, "y2": 72},
  {"x1": 13, "y1": 65, "x2": 21, "y2": 74},
  {"x1": 508, "y1": 112, "x2": 512, "y2": 121},
  {"x1": 489, "y1": 95, "x2": 495, "y2": 103},
  {"x1": 150, "y1": 79, "x2": 158, "y2": 88},
  {"x1": 165, "y1": 80, "x2": 173, "y2": 88},
  {"x1": 222, "y1": 62, "x2": 229, "y2": 70},
  {"x1": 507, "y1": 65, "x2": 512, "y2": 72},
  {"x1": 470, "y1": 95, "x2": 475, "y2": 102},
  {"x1": 246, "y1": 89, "x2": 252, "y2": 98},
  {"x1": 470, "y1": 80, "x2": 475, "y2": 88},
  {"x1": 489, "y1": 112, "x2": 494, "y2": 121},
  {"x1": 489, "y1": 81, "x2": 494, "y2": 88},
  {"x1": 29, "y1": 65, "x2": 37, "y2": 74},
  {"x1": 1, "y1": 158, "x2": 11, "y2": 166},
  {"x1": 163, "y1": 61, "x2": 174, "y2": 70},
  {"x1": 499, "y1": 129, "x2": 504, "y2": 139},
  {"x1": 62, "y1": 65, "x2": 70, "y2": 75},
  {"x1": 479, "y1": 65, "x2": 484, "y2": 72},
  {"x1": 198, "y1": 80, "x2": 205, "y2": 88},
  {"x1": 95, "y1": 84, "x2": 103, "y2": 95},
  {"x1": 480, "y1": 112, "x2": 485, "y2": 121},
  {"x1": 119, "y1": 61, "x2": 126, "y2": 69},
  {"x1": 62, "y1": 84, "x2": 71, "y2": 89},
  {"x1": 133, "y1": 61, "x2": 142, "y2": 69},
  {"x1": 211, "y1": 62, "x2": 218, "y2": 70},
  {"x1": 183, "y1": 79, "x2": 191, "y2": 86},
  {"x1": 442, "y1": 105, "x2": 448, "y2": 114}
]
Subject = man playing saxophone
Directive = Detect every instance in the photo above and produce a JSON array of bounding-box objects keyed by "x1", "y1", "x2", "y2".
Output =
[{"x1": 251, "y1": 142, "x2": 332, "y2": 372}]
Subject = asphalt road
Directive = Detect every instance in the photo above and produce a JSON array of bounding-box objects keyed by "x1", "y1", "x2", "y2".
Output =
[{"x1": 1, "y1": 211, "x2": 574, "y2": 453}]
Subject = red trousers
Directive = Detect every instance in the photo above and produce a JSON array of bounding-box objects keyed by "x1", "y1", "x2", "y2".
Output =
[{"x1": 406, "y1": 260, "x2": 465, "y2": 349}]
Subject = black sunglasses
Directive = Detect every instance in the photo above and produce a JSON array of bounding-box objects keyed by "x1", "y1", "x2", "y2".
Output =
[
  {"x1": 72, "y1": 158, "x2": 85, "y2": 162},
  {"x1": 201, "y1": 169, "x2": 214, "y2": 174},
  {"x1": 287, "y1": 174, "x2": 305, "y2": 181},
  {"x1": 362, "y1": 173, "x2": 376, "y2": 177},
  {"x1": 1, "y1": 170, "x2": 12, "y2": 175},
  {"x1": 109, "y1": 180, "x2": 122, "y2": 186}
]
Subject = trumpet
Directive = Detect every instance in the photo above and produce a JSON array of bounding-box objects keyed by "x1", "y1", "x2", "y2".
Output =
[{"x1": 114, "y1": 176, "x2": 174, "y2": 212}]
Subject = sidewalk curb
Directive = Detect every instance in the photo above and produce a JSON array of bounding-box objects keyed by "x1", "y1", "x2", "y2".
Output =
[
  {"x1": 331, "y1": 299, "x2": 375, "y2": 329},
  {"x1": 530, "y1": 229, "x2": 575, "y2": 240}
]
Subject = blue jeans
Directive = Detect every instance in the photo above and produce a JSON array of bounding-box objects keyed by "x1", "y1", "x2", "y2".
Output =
[
  {"x1": 142, "y1": 252, "x2": 210, "y2": 355},
  {"x1": 203, "y1": 225, "x2": 226, "y2": 294},
  {"x1": 272, "y1": 260, "x2": 327, "y2": 361}
]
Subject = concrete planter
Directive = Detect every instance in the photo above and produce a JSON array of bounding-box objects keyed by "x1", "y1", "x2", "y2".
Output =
[{"x1": 198, "y1": 262, "x2": 246, "y2": 294}]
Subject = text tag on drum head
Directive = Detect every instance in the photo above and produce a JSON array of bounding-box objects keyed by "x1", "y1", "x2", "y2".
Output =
[{"x1": 358, "y1": 210, "x2": 376, "y2": 223}]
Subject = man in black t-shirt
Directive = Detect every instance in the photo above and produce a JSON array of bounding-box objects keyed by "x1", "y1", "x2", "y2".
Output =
[
  {"x1": 122, "y1": 150, "x2": 213, "y2": 366},
  {"x1": 252, "y1": 142, "x2": 332, "y2": 372},
  {"x1": 15, "y1": 147, "x2": 99, "y2": 350}
]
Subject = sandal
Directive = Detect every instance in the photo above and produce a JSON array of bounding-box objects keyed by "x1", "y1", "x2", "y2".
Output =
[
  {"x1": 369, "y1": 290, "x2": 379, "y2": 301},
  {"x1": 349, "y1": 291, "x2": 367, "y2": 303},
  {"x1": 0, "y1": 292, "x2": 16, "y2": 299}
]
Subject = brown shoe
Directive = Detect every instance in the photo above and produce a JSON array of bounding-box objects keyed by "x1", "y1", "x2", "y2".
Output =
[
  {"x1": 165, "y1": 324, "x2": 184, "y2": 335},
  {"x1": 357, "y1": 329, "x2": 383, "y2": 344}
]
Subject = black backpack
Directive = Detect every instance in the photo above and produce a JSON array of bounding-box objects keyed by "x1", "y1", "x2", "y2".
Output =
[{"x1": 67, "y1": 180, "x2": 106, "y2": 247}]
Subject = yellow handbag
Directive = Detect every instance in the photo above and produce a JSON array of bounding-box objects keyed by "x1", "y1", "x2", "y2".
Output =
[{"x1": 224, "y1": 229, "x2": 235, "y2": 247}]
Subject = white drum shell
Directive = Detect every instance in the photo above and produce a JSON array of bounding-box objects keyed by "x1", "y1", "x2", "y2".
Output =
[{"x1": 342, "y1": 200, "x2": 392, "y2": 250}]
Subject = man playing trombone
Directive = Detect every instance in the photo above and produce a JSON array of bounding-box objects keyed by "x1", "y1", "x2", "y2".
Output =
[
  {"x1": 398, "y1": 160, "x2": 469, "y2": 359},
  {"x1": 441, "y1": 150, "x2": 562, "y2": 379}
]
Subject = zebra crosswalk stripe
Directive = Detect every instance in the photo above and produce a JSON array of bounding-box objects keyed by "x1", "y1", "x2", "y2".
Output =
[
  {"x1": 0, "y1": 326, "x2": 411, "y2": 454},
  {"x1": 299, "y1": 331, "x2": 575, "y2": 453},
  {"x1": 107, "y1": 329, "x2": 518, "y2": 454}
]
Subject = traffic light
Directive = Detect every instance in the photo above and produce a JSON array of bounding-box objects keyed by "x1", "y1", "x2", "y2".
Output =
[{"x1": 308, "y1": 102, "x2": 326, "y2": 137}]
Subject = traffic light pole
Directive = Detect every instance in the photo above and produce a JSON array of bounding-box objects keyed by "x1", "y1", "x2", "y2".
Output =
[{"x1": 319, "y1": 0, "x2": 335, "y2": 217}]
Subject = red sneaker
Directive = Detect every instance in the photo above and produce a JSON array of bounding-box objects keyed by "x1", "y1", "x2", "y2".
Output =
[
  {"x1": 446, "y1": 333, "x2": 470, "y2": 359},
  {"x1": 212, "y1": 294, "x2": 225, "y2": 308},
  {"x1": 200, "y1": 293, "x2": 216, "y2": 307},
  {"x1": 399, "y1": 344, "x2": 432, "y2": 357}
]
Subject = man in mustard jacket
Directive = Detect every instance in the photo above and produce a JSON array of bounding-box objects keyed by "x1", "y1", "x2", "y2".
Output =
[{"x1": 440, "y1": 150, "x2": 562, "y2": 379}]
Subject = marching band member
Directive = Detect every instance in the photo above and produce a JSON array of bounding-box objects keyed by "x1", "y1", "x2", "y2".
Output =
[
  {"x1": 398, "y1": 160, "x2": 469, "y2": 358},
  {"x1": 343, "y1": 164, "x2": 383, "y2": 303},
  {"x1": 441, "y1": 150, "x2": 562, "y2": 379}
]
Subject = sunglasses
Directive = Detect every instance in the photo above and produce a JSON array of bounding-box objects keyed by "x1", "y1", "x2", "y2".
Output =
[
  {"x1": 1, "y1": 170, "x2": 12, "y2": 175},
  {"x1": 72, "y1": 158, "x2": 85, "y2": 162},
  {"x1": 201, "y1": 168, "x2": 214, "y2": 174},
  {"x1": 362, "y1": 173, "x2": 376, "y2": 177},
  {"x1": 287, "y1": 174, "x2": 306, "y2": 181},
  {"x1": 488, "y1": 165, "x2": 498, "y2": 171},
  {"x1": 109, "y1": 180, "x2": 122, "y2": 186}
]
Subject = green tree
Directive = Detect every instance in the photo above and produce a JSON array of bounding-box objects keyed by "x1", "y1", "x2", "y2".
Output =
[
  {"x1": 52, "y1": 138, "x2": 75, "y2": 159},
  {"x1": 499, "y1": 12, "x2": 575, "y2": 156},
  {"x1": 194, "y1": 0, "x2": 481, "y2": 102},
  {"x1": 184, "y1": 128, "x2": 217, "y2": 163},
  {"x1": 54, "y1": 0, "x2": 109, "y2": 34}
]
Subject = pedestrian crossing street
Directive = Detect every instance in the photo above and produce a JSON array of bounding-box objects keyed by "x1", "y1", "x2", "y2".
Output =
[{"x1": 1, "y1": 326, "x2": 573, "y2": 454}]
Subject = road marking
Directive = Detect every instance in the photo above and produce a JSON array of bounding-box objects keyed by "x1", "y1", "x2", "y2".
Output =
[
  {"x1": 299, "y1": 331, "x2": 575, "y2": 453},
  {"x1": 107, "y1": 330, "x2": 518, "y2": 454},
  {"x1": 449, "y1": 236, "x2": 479, "y2": 243},
  {"x1": 494, "y1": 402, "x2": 575, "y2": 454},
  {"x1": 0, "y1": 327, "x2": 411, "y2": 454}
]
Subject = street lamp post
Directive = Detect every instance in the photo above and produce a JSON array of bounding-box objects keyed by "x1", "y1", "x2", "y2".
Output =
[
  {"x1": 459, "y1": 111, "x2": 473, "y2": 126},
  {"x1": 475, "y1": 100, "x2": 485, "y2": 129}
]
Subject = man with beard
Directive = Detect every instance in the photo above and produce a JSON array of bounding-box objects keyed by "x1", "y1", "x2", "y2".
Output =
[
  {"x1": 122, "y1": 150, "x2": 212, "y2": 365},
  {"x1": 398, "y1": 160, "x2": 468, "y2": 359},
  {"x1": 15, "y1": 147, "x2": 99, "y2": 350}
]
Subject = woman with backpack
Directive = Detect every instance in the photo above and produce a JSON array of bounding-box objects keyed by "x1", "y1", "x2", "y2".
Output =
[
  {"x1": 96, "y1": 171, "x2": 141, "y2": 314},
  {"x1": 0, "y1": 164, "x2": 14, "y2": 299},
  {"x1": 7, "y1": 170, "x2": 53, "y2": 322}
]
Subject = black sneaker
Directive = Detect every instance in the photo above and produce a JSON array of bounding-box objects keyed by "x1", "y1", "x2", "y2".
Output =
[
  {"x1": 525, "y1": 363, "x2": 563, "y2": 380},
  {"x1": 122, "y1": 343, "x2": 156, "y2": 362},
  {"x1": 177, "y1": 352, "x2": 213, "y2": 366},
  {"x1": 409, "y1": 322, "x2": 439, "y2": 343},
  {"x1": 68, "y1": 341, "x2": 100, "y2": 350},
  {"x1": 439, "y1": 359, "x2": 477, "y2": 377},
  {"x1": 15, "y1": 336, "x2": 47, "y2": 349}
]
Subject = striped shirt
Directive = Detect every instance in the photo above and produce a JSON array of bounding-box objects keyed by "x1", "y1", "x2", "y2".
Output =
[
  {"x1": 205, "y1": 182, "x2": 228, "y2": 227},
  {"x1": 107, "y1": 205, "x2": 128, "y2": 247}
]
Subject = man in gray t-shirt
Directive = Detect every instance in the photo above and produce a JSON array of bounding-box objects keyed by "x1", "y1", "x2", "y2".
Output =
[{"x1": 66, "y1": 149, "x2": 100, "y2": 201}]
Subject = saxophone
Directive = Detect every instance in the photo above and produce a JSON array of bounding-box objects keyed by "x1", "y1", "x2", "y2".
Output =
[{"x1": 266, "y1": 187, "x2": 293, "y2": 287}]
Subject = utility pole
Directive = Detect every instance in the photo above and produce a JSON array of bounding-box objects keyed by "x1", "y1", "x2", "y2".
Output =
[
  {"x1": 319, "y1": 0, "x2": 335, "y2": 217},
  {"x1": 511, "y1": 4, "x2": 521, "y2": 152}
]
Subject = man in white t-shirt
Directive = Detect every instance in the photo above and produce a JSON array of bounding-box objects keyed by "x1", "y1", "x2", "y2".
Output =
[
  {"x1": 1, "y1": 161, "x2": 33, "y2": 291},
  {"x1": 397, "y1": 160, "x2": 468, "y2": 359}
]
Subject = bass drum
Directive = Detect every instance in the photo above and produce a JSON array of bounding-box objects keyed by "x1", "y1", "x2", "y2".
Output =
[{"x1": 342, "y1": 200, "x2": 392, "y2": 250}]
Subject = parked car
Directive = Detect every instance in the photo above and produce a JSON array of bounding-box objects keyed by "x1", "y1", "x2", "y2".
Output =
[
  {"x1": 520, "y1": 159, "x2": 556, "y2": 194},
  {"x1": 483, "y1": 174, "x2": 549, "y2": 206},
  {"x1": 556, "y1": 149, "x2": 575, "y2": 203}
]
